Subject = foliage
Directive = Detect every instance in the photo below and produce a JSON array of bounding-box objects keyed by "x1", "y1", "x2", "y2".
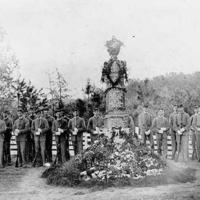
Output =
[
  {"x1": 126, "y1": 72, "x2": 200, "y2": 117},
  {"x1": 12, "y1": 79, "x2": 48, "y2": 112},
  {"x1": 0, "y1": 28, "x2": 18, "y2": 111},
  {"x1": 47, "y1": 68, "x2": 70, "y2": 111}
]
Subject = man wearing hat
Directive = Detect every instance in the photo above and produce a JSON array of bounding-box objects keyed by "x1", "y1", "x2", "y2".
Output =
[
  {"x1": 31, "y1": 107, "x2": 49, "y2": 166},
  {"x1": 0, "y1": 116, "x2": 6, "y2": 168},
  {"x1": 192, "y1": 106, "x2": 200, "y2": 162},
  {"x1": 68, "y1": 107, "x2": 86, "y2": 155},
  {"x1": 26, "y1": 108, "x2": 37, "y2": 162},
  {"x1": 190, "y1": 106, "x2": 198, "y2": 160},
  {"x1": 169, "y1": 105, "x2": 178, "y2": 160},
  {"x1": 3, "y1": 110, "x2": 13, "y2": 165},
  {"x1": 138, "y1": 104, "x2": 154, "y2": 152},
  {"x1": 13, "y1": 109, "x2": 30, "y2": 167},
  {"x1": 43, "y1": 107, "x2": 54, "y2": 163},
  {"x1": 87, "y1": 108, "x2": 104, "y2": 144},
  {"x1": 152, "y1": 109, "x2": 169, "y2": 158},
  {"x1": 174, "y1": 104, "x2": 190, "y2": 162},
  {"x1": 52, "y1": 109, "x2": 70, "y2": 163}
]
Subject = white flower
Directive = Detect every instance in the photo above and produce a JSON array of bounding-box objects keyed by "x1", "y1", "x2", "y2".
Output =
[
  {"x1": 80, "y1": 171, "x2": 87, "y2": 176},
  {"x1": 91, "y1": 173, "x2": 97, "y2": 178}
]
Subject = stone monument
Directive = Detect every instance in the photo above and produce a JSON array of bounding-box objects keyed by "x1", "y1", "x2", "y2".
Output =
[{"x1": 101, "y1": 36, "x2": 129, "y2": 129}]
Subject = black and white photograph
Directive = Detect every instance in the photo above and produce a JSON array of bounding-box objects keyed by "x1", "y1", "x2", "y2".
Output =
[{"x1": 0, "y1": 0, "x2": 200, "y2": 199}]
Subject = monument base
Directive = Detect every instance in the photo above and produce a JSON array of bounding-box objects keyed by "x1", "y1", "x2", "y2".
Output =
[{"x1": 104, "y1": 111, "x2": 130, "y2": 129}]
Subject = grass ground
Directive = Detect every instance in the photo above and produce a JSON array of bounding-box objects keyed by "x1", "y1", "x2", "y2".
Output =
[{"x1": 0, "y1": 160, "x2": 200, "y2": 200}]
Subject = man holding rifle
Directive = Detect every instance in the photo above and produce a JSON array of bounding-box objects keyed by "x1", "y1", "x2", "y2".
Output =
[
  {"x1": 44, "y1": 108, "x2": 54, "y2": 163},
  {"x1": 190, "y1": 106, "x2": 198, "y2": 160},
  {"x1": 68, "y1": 107, "x2": 86, "y2": 155},
  {"x1": 174, "y1": 104, "x2": 190, "y2": 162},
  {"x1": 52, "y1": 109, "x2": 70, "y2": 164},
  {"x1": 138, "y1": 104, "x2": 154, "y2": 153},
  {"x1": 31, "y1": 107, "x2": 49, "y2": 166},
  {"x1": 192, "y1": 106, "x2": 200, "y2": 162},
  {"x1": 13, "y1": 109, "x2": 30, "y2": 167},
  {"x1": 152, "y1": 109, "x2": 169, "y2": 158},
  {"x1": 0, "y1": 116, "x2": 6, "y2": 168},
  {"x1": 3, "y1": 110, "x2": 13, "y2": 166},
  {"x1": 87, "y1": 108, "x2": 104, "y2": 144},
  {"x1": 169, "y1": 105, "x2": 178, "y2": 160}
]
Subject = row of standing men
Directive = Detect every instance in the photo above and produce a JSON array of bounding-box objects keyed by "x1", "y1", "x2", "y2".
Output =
[
  {"x1": 138, "y1": 104, "x2": 200, "y2": 162},
  {"x1": 0, "y1": 104, "x2": 199, "y2": 167},
  {"x1": 0, "y1": 106, "x2": 104, "y2": 167}
]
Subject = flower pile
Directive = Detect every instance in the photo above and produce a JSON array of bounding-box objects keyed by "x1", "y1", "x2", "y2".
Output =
[{"x1": 42, "y1": 128, "x2": 166, "y2": 187}]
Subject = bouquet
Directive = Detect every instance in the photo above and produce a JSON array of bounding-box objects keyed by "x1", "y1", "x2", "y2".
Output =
[
  {"x1": 72, "y1": 127, "x2": 78, "y2": 135},
  {"x1": 145, "y1": 130, "x2": 151, "y2": 135},
  {"x1": 56, "y1": 128, "x2": 64, "y2": 136},
  {"x1": 14, "y1": 129, "x2": 20, "y2": 136},
  {"x1": 93, "y1": 127, "x2": 100, "y2": 135},
  {"x1": 36, "y1": 128, "x2": 42, "y2": 136}
]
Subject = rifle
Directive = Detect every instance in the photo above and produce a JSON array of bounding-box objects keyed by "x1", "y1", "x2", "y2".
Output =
[
  {"x1": 32, "y1": 150, "x2": 39, "y2": 167},
  {"x1": 53, "y1": 142, "x2": 61, "y2": 166},
  {"x1": 176, "y1": 124, "x2": 184, "y2": 161},
  {"x1": 15, "y1": 147, "x2": 19, "y2": 168},
  {"x1": 32, "y1": 135, "x2": 40, "y2": 167},
  {"x1": 15, "y1": 90, "x2": 20, "y2": 168}
]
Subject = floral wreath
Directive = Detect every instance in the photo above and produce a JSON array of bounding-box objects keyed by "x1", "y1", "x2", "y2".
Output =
[{"x1": 101, "y1": 58, "x2": 128, "y2": 87}]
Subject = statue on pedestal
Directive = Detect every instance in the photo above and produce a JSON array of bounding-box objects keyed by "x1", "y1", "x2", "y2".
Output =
[{"x1": 101, "y1": 36, "x2": 129, "y2": 129}]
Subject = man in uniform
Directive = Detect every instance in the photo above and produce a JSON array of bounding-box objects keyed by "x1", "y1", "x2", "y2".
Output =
[
  {"x1": 3, "y1": 110, "x2": 13, "y2": 165},
  {"x1": 0, "y1": 116, "x2": 6, "y2": 168},
  {"x1": 44, "y1": 108, "x2": 54, "y2": 163},
  {"x1": 169, "y1": 105, "x2": 178, "y2": 160},
  {"x1": 13, "y1": 109, "x2": 30, "y2": 167},
  {"x1": 52, "y1": 109, "x2": 70, "y2": 163},
  {"x1": 174, "y1": 104, "x2": 190, "y2": 162},
  {"x1": 152, "y1": 109, "x2": 169, "y2": 158},
  {"x1": 24, "y1": 110, "x2": 34, "y2": 163},
  {"x1": 87, "y1": 108, "x2": 104, "y2": 144},
  {"x1": 138, "y1": 104, "x2": 154, "y2": 152},
  {"x1": 31, "y1": 107, "x2": 49, "y2": 166},
  {"x1": 190, "y1": 106, "x2": 198, "y2": 160},
  {"x1": 68, "y1": 107, "x2": 86, "y2": 155},
  {"x1": 192, "y1": 106, "x2": 200, "y2": 162}
]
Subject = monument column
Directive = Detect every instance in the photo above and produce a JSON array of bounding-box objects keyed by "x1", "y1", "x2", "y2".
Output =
[{"x1": 101, "y1": 36, "x2": 129, "y2": 129}]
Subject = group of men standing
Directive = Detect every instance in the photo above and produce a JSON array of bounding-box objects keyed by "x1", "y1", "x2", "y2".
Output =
[
  {"x1": 138, "y1": 104, "x2": 200, "y2": 162},
  {"x1": 0, "y1": 106, "x2": 105, "y2": 168},
  {"x1": 0, "y1": 103, "x2": 199, "y2": 168}
]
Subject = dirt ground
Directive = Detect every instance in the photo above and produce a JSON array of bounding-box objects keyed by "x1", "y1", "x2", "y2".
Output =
[{"x1": 0, "y1": 160, "x2": 200, "y2": 200}]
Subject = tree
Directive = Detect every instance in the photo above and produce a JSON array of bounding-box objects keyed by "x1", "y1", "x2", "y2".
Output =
[
  {"x1": 0, "y1": 27, "x2": 19, "y2": 111},
  {"x1": 12, "y1": 79, "x2": 48, "y2": 112},
  {"x1": 47, "y1": 68, "x2": 70, "y2": 110}
]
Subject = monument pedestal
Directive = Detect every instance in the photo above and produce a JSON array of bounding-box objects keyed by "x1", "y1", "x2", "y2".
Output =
[{"x1": 104, "y1": 87, "x2": 129, "y2": 129}]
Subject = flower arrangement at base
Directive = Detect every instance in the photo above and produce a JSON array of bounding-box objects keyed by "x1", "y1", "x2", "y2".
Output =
[{"x1": 42, "y1": 128, "x2": 166, "y2": 187}]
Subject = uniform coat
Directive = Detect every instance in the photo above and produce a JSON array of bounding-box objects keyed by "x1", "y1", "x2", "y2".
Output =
[
  {"x1": 174, "y1": 112, "x2": 190, "y2": 162},
  {"x1": 138, "y1": 112, "x2": 154, "y2": 151},
  {"x1": 13, "y1": 117, "x2": 30, "y2": 165},
  {"x1": 169, "y1": 112, "x2": 178, "y2": 159},
  {"x1": 31, "y1": 117, "x2": 49, "y2": 164},
  {"x1": 45, "y1": 115, "x2": 54, "y2": 162},
  {"x1": 52, "y1": 118, "x2": 70, "y2": 163},
  {"x1": 87, "y1": 115, "x2": 104, "y2": 144},
  {"x1": 68, "y1": 116, "x2": 86, "y2": 155},
  {"x1": 0, "y1": 120, "x2": 6, "y2": 167},
  {"x1": 4, "y1": 117, "x2": 12, "y2": 164},
  {"x1": 152, "y1": 116, "x2": 169, "y2": 157},
  {"x1": 192, "y1": 113, "x2": 200, "y2": 161}
]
